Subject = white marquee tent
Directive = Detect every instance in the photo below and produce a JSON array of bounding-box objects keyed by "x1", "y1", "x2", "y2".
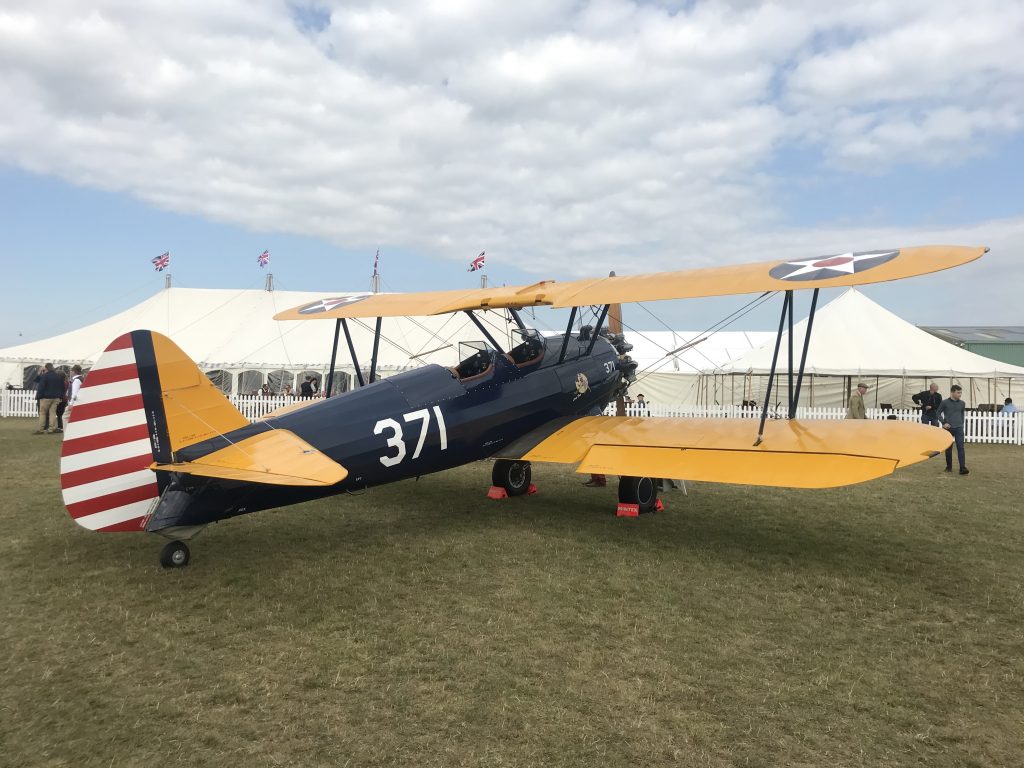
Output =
[
  {"x1": 4, "y1": 285, "x2": 1018, "y2": 410},
  {"x1": 707, "y1": 289, "x2": 1024, "y2": 408},
  {"x1": 0, "y1": 287, "x2": 515, "y2": 394}
]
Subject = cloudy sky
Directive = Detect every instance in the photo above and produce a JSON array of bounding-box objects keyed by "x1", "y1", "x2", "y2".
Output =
[{"x1": 1, "y1": 0, "x2": 1022, "y2": 346}]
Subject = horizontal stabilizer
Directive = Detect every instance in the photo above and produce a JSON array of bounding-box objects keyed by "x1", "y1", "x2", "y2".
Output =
[
  {"x1": 154, "y1": 429, "x2": 347, "y2": 487},
  {"x1": 498, "y1": 416, "x2": 952, "y2": 489}
]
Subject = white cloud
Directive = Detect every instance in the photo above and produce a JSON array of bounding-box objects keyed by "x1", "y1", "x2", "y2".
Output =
[{"x1": 0, "y1": 0, "x2": 1022, "y2": 284}]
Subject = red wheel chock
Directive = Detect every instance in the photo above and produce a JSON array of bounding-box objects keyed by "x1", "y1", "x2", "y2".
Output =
[
  {"x1": 616, "y1": 499, "x2": 665, "y2": 517},
  {"x1": 487, "y1": 484, "x2": 538, "y2": 500},
  {"x1": 616, "y1": 503, "x2": 640, "y2": 518}
]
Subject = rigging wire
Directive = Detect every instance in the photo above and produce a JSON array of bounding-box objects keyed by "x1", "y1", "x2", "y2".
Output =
[{"x1": 627, "y1": 292, "x2": 778, "y2": 390}]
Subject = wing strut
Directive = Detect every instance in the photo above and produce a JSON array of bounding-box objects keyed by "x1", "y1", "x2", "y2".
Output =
[
  {"x1": 791, "y1": 288, "x2": 820, "y2": 415},
  {"x1": 369, "y1": 317, "x2": 383, "y2": 383},
  {"x1": 754, "y1": 291, "x2": 791, "y2": 446},
  {"x1": 464, "y1": 310, "x2": 505, "y2": 354},
  {"x1": 325, "y1": 319, "x2": 342, "y2": 397},
  {"x1": 586, "y1": 304, "x2": 611, "y2": 355},
  {"x1": 558, "y1": 306, "x2": 578, "y2": 363},
  {"x1": 787, "y1": 289, "x2": 794, "y2": 414},
  {"x1": 754, "y1": 289, "x2": 823, "y2": 444},
  {"x1": 509, "y1": 308, "x2": 527, "y2": 331},
  {"x1": 341, "y1": 318, "x2": 365, "y2": 387}
]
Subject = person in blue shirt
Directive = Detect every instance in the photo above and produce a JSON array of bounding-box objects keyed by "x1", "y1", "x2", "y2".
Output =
[{"x1": 1001, "y1": 397, "x2": 1017, "y2": 414}]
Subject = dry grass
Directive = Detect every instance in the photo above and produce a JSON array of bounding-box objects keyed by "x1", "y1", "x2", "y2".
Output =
[{"x1": 1, "y1": 418, "x2": 1022, "y2": 767}]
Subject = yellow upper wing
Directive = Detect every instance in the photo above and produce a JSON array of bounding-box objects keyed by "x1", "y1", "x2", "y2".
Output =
[
  {"x1": 274, "y1": 245, "x2": 985, "y2": 320},
  {"x1": 494, "y1": 416, "x2": 953, "y2": 489}
]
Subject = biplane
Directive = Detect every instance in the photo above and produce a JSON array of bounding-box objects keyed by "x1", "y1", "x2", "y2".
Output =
[{"x1": 59, "y1": 245, "x2": 985, "y2": 567}]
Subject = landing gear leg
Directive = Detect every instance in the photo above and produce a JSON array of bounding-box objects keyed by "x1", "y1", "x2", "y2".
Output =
[{"x1": 159, "y1": 540, "x2": 191, "y2": 569}]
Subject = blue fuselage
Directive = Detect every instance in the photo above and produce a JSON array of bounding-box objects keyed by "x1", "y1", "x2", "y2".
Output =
[{"x1": 165, "y1": 333, "x2": 621, "y2": 526}]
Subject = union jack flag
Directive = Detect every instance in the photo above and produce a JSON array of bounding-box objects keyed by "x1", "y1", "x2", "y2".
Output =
[
  {"x1": 372, "y1": 248, "x2": 379, "y2": 276},
  {"x1": 152, "y1": 252, "x2": 170, "y2": 271},
  {"x1": 468, "y1": 251, "x2": 485, "y2": 272},
  {"x1": 258, "y1": 249, "x2": 270, "y2": 267}
]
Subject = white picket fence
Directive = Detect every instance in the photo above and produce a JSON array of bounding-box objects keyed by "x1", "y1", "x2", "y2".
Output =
[
  {"x1": 3, "y1": 388, "x2": 1021, "y2": 445},
  {"x1": 231, "y1": 395, "x2": 299, "y2": 420}
]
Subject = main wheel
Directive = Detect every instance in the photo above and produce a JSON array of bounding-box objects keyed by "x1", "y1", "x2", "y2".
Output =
[
  {"x1": 160, "y1": 541, "x2": 191, "y2": 569},
  {"x1": 492, "y1": 459, "x2": 532, "y2": 497},
  {"x1": 617, "y1": 476, "x2": 658, "y2": 513}
]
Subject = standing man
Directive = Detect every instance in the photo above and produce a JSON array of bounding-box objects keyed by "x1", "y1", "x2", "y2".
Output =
[
  {"x1": 54, "y1": 368, "x2": 70, "y2": 433},
  {"x1": 846, "y1": 382, "x2": 868, "y2": 419},
  {"x1": 33, "y1": 363, "x2": 65, "y2": 434},
  {"x1": 938, "y1": 384, "x2": 969, "y2": 475},
  {"x1": 912, "y1": 382, "x2": 942, "y2": 426},
  {"x1": 63, "y1": 365, "x2": 85, "y2": 427}
]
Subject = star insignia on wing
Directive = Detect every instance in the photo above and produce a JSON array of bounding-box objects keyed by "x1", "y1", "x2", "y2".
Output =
[
  {"x1": 298, "y1": 294, "x2": 371, "y2": 314},
  {"x1": 768, "y1": 250, "x2": 899, "y2": 282}
]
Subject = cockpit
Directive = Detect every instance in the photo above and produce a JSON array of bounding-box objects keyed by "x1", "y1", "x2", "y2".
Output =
[
  {"x1": 505, "y1": 328, "x2": 545, "y2": 368},
  {"x1": 451, "y1": 343, "x2": 495, "y2": 381},
  {"x1": 448, "y1": 329, "x2": 546, "y2": 383}
]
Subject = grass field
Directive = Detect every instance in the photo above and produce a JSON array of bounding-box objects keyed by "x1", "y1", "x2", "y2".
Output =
[{"x1": 2, "y1": 418, "x2": 1023, "y2": 767}]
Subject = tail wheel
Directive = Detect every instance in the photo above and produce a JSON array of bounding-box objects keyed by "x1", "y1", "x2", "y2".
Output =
[
  {"x1": 160, "y1": 541, "x2": 191, "y2": 569},
  {"x1": 617, "y1": 476, "x2": 658, "y2": 513},
  {"x1": 492, "y1": 459, "x2": 532, "y2": 497}
]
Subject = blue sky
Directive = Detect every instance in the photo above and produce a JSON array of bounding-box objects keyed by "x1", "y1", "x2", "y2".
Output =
[{"x1": 1, "y1": 0, "x2": 1022, "y2": 349}]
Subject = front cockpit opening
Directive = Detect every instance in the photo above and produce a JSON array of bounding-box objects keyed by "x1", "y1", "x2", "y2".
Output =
[{"x1": 451, "y1": 342, "x2": 495, "y2": 381}]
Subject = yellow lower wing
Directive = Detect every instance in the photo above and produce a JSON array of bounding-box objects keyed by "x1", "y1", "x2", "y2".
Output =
[
  {"x1": 500, "y1": 417, "x2": 952, "y2": 489},
  {"x1": 154, "y1": 429, "x2": 348, "y2": 487}
]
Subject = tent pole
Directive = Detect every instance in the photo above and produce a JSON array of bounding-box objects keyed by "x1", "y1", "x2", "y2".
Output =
[
  {"x1": 341, "y1": 319, "x2": 365, "y2": 387},
  {"x1": 325, "y1": 319, "x2": 342, "y2": 398},
  {"x1": 754, "y1": 291, "x2": 790, "y2": 446}
]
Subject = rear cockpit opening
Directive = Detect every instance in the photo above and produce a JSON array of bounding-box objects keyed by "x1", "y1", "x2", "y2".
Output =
[{"x1": 505, "y1": 328, "x2": 545, "y2": 369}]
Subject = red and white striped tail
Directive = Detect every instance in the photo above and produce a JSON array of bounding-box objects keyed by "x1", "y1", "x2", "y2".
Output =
[{"x1": 60, "y1": 334, "x2": 160, "y2": 532}]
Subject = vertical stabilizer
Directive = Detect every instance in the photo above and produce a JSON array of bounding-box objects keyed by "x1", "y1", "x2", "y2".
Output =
[{"x1": 59, "y1": 331, "x2": 248, "y2": 532}]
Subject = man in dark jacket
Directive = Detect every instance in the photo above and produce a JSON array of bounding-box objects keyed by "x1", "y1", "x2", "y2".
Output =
[
  {"x1": 912, "y1": 382, "x2": 942, "y2": 426},
  {"x1": 938, "y1": 384, "x2": 968, "y2": 475},
  {"x1": 34, "y1": 363, "x2": 66, "y2": 434}
]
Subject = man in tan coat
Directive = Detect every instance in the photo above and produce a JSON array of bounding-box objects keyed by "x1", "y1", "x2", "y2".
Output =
[{"x1": 846, "y1": 382, "x2": 868, "y2": 419}]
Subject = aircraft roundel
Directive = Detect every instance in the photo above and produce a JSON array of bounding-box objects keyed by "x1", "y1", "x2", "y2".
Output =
[
  {"x1": 769, "y1": 250, "x2": 899, "y2": 282},
  {"x1": 297, "y1": 295, "x2": 371, "y2": 315}
]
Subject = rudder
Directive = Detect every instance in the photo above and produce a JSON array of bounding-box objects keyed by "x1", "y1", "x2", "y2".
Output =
[{"x1": 60, "y1": 331, "x2": 248, "y2": 532}]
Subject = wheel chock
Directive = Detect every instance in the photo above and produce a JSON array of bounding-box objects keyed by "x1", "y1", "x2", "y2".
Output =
[
  {"x1": 527, "y1": 483, "x2": 538, "y2": 495},
  {"x1": 487, "y1": 486, "x2": 509, "y2": 500},
  {"x1": 616, "y1": 502, "x2": 640, "y2": 518},
  {"x1": 654, "y1": 498, "x2": 665, "y2": 512}
]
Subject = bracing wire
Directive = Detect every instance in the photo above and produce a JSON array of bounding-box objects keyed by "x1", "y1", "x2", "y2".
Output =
[{"x1": 626, "y1": 292, "x2": 778, "y2": 390}]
